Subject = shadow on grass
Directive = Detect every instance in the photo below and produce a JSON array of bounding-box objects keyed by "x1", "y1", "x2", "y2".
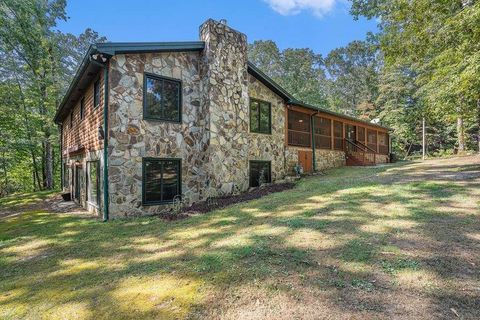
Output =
[{"x1": 0, "y1": 159, "x2": 479, "y2": 319}]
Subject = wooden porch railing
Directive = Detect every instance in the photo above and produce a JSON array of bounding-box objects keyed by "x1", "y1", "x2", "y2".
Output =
[{"x1": 344, "y1": 139, "x2": 376, "y2": 166}]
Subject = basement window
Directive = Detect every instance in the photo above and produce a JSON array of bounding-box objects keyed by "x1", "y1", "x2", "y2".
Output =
[
  {"x1": 249, "y1": 161, "x2": 271, "y2": 188},
  {"x1": 143, "y1": 158, "x2": 181, "y2": 205},
  {"x1": 250, "y1": 99, "x2": 271, "y2": 134},
  {"x1": 143, "y1": 73, "x2": 181, "y2": 123}
]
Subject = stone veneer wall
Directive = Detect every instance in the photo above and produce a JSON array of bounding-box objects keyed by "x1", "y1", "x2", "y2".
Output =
[
  {"x1": 247, "y1": 75, "x2": 287, "y2": 181},
  {"x1": 284, "y1": 147, "x2": 346, "y2": 174},
  {"x1": 107, "y1": 52, "x2": 208, "y2": 217},
  {"x1": 315, "y1": 149, "x2": 346, "y2": 170},
  {"x1": 200, "y1": 19, "x2": 250, "y2": 196}
]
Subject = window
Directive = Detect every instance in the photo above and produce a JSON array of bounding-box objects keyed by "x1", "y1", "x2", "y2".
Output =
[
  {"x1": 314, "y1": 117, "x2": 331, "y2": 149},
  {"x1": 70, "y1": 112, "x2": 73, "y2": 128},
  {"x1": 250, "y1": 99, "x2": 271, "y2": 134},
  {"x1": 63, "y1": 163, "x2": 69, "y2": 188},
  {"x1": 249, "y1": 161, "x2": 271, "y2": 188},
  {"x1": 143, "y1": 158, "x2": 181, "y2": 205},
  {"x1": 333, "y1": 121, "x2": 343, "y2": 150},
  {"x1": 367, "y1": 129, "x2": 377, "y2": 151},
  {"x1": 358, "y1": 127, "x2": 366, "y2": 143},
  {"x1": 80, "y1": 98, "x2": 85, "y2": 120},
  {"x1": 287, "y1": 110, "x2": 311, "y2": 147},
  {"x1": 87, "y1": 161, "x2": 100, "y2": 205},
  {"x1": 378, "y1": 132, "x2": 389, "y2": 154},
  {"x1": 94, "y1": 80, "x2": 100, "y2": 108},
  {"x1": 143, "y1": 73, "x2": 181, "y2": 122}
]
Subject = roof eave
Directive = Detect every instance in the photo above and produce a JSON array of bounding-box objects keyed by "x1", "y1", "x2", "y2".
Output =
[{"x1": 288, "y1": 100, "x2": 391, "y2": 131}]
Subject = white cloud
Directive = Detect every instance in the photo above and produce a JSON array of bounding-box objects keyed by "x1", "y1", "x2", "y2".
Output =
[{"x1": 264, "y1": 0, "x2": 337, "y2": 17}]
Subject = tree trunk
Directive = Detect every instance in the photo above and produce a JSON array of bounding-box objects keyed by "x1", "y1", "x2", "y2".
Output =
[
  {"x1": 457, "y1": 116, "x2": 465, "y2": 152},
  {"x1": 44, "y1": 137, "x2": 53, "y2": 189},
  {"x1": 477, "y1": 99, "x2": 480, "y2": 153}
]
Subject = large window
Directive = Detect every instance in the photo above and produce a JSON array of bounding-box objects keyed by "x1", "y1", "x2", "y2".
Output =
[
  {"x1": 287, "y1": 109, "x2": 311, "y2": 147},
  {"x1": 143, "y1": 158, "x2": 181, "y2": 205},
  {"x1": 94, "y1": 80, "x2": 100, "y2": 108},
  {"x1": 143, "y1": 73, "x2": 181, "y2": 122},
  {"x1": 249, "y1": 161, "x2": 271, "y2": 188},
  {"x1": 378, "y1": 132, "x2": 389, "y2": 154},
  {"x1": 87, "y1": 161, "x2": 100, "y2": 205},
  {"x1": 250, "y1": 99, "x2": 271, "y2": 134},
  {"x1": 314, "y1": 117, "x2": 331, "y2": 149},
  {"x1": 333, "y1": 121, "x2": 343, "y2": 150},
  {"x1": 367, "y1": 129, "x2": 377, "y2": 152}
]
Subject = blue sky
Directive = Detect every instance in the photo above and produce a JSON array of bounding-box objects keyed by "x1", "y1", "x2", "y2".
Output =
[{"x1": 57, "y1": 0, "x2": 377, "y2": 56}]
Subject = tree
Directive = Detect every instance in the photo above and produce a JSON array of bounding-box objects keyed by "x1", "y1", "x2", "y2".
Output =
[
  {"x1": 0, "y1": 0, "x2": 106, "y2": 195},
  {"x1": 324, "y1": 38, "x2": 380, "y2": 117},
  {"x1": 350, "y1": 0, "x2": 480, "y2": 153}
]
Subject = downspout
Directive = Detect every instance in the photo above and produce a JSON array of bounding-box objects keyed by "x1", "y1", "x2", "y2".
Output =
[
  {"x1": 90, "y1": 54, "x2": 110, "y2": 221},
  {"x1": 311, "y1": 112, "x2": 319, "y2": 172}
]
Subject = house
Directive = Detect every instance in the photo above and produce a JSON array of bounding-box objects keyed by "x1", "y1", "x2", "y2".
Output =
[{"x1": 54, "y1": 19, "x2": 390, "y2": 219}]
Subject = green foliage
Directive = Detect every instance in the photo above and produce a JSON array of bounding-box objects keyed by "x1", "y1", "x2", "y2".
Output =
[{"x1": 0, "y1": 0, "x2": 106, "y2": 195}]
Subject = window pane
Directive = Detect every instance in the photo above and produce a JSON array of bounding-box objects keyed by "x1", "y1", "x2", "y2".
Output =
[
  {"x1": 250, "y1": 100, "x2": 259, "y2": 132},
  {"x1": 163, "y1": 79, "x2": 180, "y2": 121},
  {"x1": 259, "y1": 102, "x2": 270, "y2": 133},
  {"x1": 88, "y1": 161, "x2": 99, "y2": 204},
  {"x1": 145, "y1": 75, "x2": 181, "y2": 122},
  {"x1": 162, "y1": 160, "x2": 179, "y2": 201},
  {"x1": 288, "y1": 110, "x2": 311, "y2": 147},
  {"x1": 94, "y1": 80, "x2": 100, "y2": 108},
  {"x1": 143, "y1": 159, "x2": 181, "y2": 204},
  {"x1": 146, "y1": 77, "x2": 163, "y2": 119},
  {"x1": 145, "y1": 160, "x2": 163, "y2": 203},
  {"x1": 249, "y1": 161, "x2": 271, "y2": 187}
]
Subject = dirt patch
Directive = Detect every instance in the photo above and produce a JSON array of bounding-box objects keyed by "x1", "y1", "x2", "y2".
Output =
[{"x1": 185, "y1": 183, "x2": 295, "y2": 214}]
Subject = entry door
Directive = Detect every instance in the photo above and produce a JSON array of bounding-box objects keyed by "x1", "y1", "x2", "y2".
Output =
[
  {"x1": 74, "y1": 165, "x2": 83, "y2": 202},
  {"x1": 298, "y1": 150, "x2": 313, "y2": 173},
  {"x1": 346, "y1": 125, "x2": 356, "y2": 141}
]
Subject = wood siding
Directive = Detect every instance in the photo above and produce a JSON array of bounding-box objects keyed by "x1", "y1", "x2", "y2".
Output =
[{"x1": 61, "y1": 71, "x2": 105, "y2": 155}]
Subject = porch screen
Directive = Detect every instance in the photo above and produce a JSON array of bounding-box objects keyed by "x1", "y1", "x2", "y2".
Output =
[
  {"x1": 378, "y1": 132, "x2": 389, "y2": 154},
  {"x1": 357, "y1": 127, "x2": 366, "y2": 143},
  {"x1": 333, "y1": 121, "x2": 343, "y2": 150},
  {"x1": 314, "y1": 117, "x2": 331, "y2": 149},
  {"x1": 367, "y1": 129, "x2": 377, "y2": 151},
  {"x1": 288, "y1": 110, "x2": 311, "y2": 147}
]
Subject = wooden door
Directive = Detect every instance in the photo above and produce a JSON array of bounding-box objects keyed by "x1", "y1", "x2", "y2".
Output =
[{"x1": 298, "y1": 150, "x2": 313, "y2": 173}]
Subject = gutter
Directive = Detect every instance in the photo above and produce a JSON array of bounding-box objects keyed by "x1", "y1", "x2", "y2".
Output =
[{"x1": 89, "y1": 55, "x2": 110, "y2": 222}]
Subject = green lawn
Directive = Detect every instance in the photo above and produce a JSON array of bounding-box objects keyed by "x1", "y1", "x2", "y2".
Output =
[{"x1": 1, "y1": 156, "x2": 479, "y2": 319}]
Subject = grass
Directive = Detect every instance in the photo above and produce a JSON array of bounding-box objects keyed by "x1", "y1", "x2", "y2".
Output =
[{"x1": 0, "y1": 156, "x2": 479, "y2": 319}]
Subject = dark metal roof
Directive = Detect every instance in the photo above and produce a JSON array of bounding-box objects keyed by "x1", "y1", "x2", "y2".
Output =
[
  {"x1": 95, "y1": 41, "x2": 205, "y2": 55},
  {"x1": 246, "y1": 63, "x2": 389, "y2": 130},
  {"x1": 287, "y1": 100, "x2": 390, "y2": 130},
  {"x1": 55, "y1": 41, "x2": 389, "y2": 130}
]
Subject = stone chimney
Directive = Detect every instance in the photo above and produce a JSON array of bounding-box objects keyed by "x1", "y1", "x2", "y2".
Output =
[{"x1": 199, "y1": 19, "x2": 249, "y2": 196}]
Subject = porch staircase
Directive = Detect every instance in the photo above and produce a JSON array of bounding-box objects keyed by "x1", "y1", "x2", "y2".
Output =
[{"x1": 344, "y1": 139, "x2": 377, "y2": 166}]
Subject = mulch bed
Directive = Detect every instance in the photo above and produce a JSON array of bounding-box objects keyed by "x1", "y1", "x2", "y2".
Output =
[{"x1": 158, "y1": 183, "x2": 295, "y2": 220}]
